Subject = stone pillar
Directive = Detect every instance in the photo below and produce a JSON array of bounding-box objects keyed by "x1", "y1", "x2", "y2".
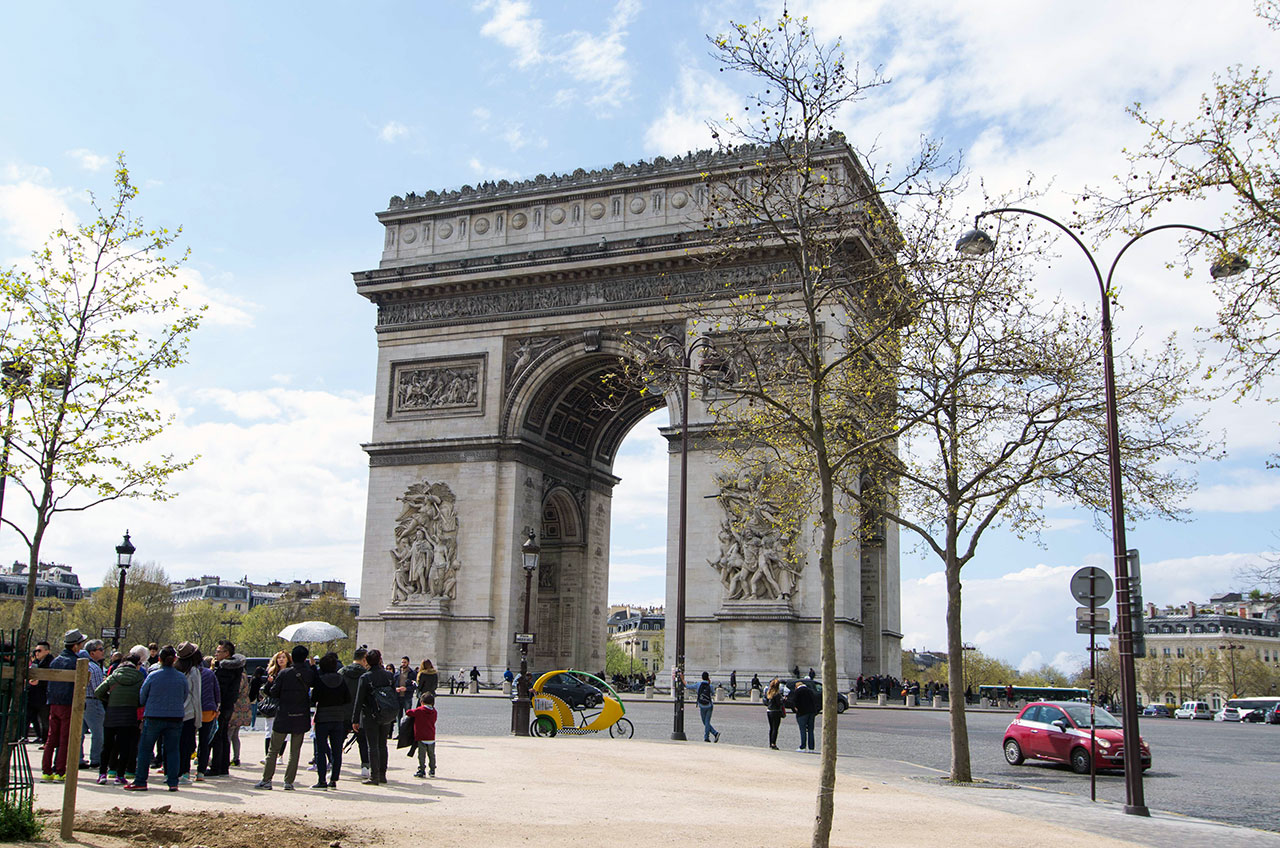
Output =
[
  {"x1": 645, "y1": 685, "x2": 654, "y2": 699},
  {"x1": 877, "y1": 693, "x2": 887, "y2": 706},
  {"x1": 502, "y1": 680, "x2": 511, "y2": 696},
  {"x1": 932, "y1": 695, "x2": 942, "y2": 709},
  {"x1": 469, "y1": 680, "x2": 479, "y2": 694},
  {"x1": 750, "y1": 689, "x2": 762, "y2": 703}
]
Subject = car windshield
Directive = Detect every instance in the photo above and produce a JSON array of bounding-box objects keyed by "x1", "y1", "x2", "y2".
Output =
[{"x1": 1059, "y1": 703, "x2": 1121, "y2": 728}]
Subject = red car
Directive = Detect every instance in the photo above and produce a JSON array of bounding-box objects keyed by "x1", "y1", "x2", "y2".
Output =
[{"x1": 1002, "y1": 701, "x2": 1151, "y2": 774}]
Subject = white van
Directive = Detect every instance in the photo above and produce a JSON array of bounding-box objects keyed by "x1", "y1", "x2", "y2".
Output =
[{"x1": 1174, "y1": 700, "x2": 1212, "y2": 720}]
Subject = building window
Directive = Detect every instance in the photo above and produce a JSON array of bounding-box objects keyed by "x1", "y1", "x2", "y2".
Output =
[
  {"x1": 642, "y1": 640, "x2": 648, "y2": 651},
  {"x1": 1176, "y1": 648, "x2": 1185, "y2": 658},
  {"x1": 1162, "y1": 648, "x2": 1171, "y2": 657}
]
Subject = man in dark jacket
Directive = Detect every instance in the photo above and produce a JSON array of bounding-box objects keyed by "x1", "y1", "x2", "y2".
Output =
[
  {"x1": 351, "y1": 648, "x2": 395, "y2": 785},
  {"x1": 27, "y1": 641, "x2": 52, "y2": 742},
  {"x1": 254, "y1": 645, "x2": 315, "y2": 790},
  {"x1": 207, "y1": 640, "x2": 245, "y2": 777},
  {"x1": 310, "y1": 651, "x2": 352, "y2": 789},
  {"x1": 395, "y1": 656, "x2": 417, "y2": 719},
  {"x1": 42, "y1": 629, "x2": 86, "y2": 780},
  {"x1": 340, "y1": 647, "x2": 370, "y2": 777},
  {"x1": 792, "y1": 680, "x2": 819, "y2": 753}
]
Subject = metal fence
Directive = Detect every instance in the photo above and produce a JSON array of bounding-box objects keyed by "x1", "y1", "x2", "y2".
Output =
[{"x1": 0, "y1": 629, "x2": 34, "y2": 810}]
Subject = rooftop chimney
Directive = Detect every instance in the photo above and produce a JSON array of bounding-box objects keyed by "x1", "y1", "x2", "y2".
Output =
[{"x1": 1188, "y1": 602, "x2": 1197, "y2": 618}]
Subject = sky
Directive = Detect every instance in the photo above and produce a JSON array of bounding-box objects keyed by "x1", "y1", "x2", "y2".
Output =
[{"x1": 2, "y1": 0, "x2": 1279, "y2": 674}]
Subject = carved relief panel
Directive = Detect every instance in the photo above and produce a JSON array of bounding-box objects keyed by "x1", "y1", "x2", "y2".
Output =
[{"x1": 388, "y1": 355, "x2": 486, "y2": 420}]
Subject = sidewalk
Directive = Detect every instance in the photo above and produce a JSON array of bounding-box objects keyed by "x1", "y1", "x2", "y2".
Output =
[{"x1": 35, "y1": 734, "x2": 1280, "y2": 848}]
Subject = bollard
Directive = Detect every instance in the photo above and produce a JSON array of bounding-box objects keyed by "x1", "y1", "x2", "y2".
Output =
[
  {"x1": 645, "y1": 685, "x2": 654, "y2": 699},
  {"x1": 877, "y1": 693, "x2": 887, "y2": 706},
  {"x1": 469, "y1": 679, "x2": 479, "y2": 694},
  {"x1": 932, "y1": 695, "x2": 942, "y2": 709},
  {"x1": 749, "y1": 689, "x2": 762, "y2": 703},
  {"x1": 715, "y1": 685, "x2": 727, "y2": 702},
  {"x1": 981, "y1": 697, "x2": 990, "y2": 708},
  {"x1": 502, "y1": 680, "x2": 511, "y2": 696}
]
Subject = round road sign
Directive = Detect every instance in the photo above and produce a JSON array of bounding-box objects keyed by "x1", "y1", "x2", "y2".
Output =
[{"x1": 1070, "y1": 566, "x2": 1113, "y2": 605}]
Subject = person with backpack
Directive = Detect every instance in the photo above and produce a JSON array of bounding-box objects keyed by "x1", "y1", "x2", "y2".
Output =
[
  {"x1": 696, "y1": 671, "x2": 720, "y2": 743},
  {"x1": 254, "y1": 645, "x2": 315, "y2": 790},
  {"x1": 310, "y1": 651, "x2": 353, "y2": 789},
  {"x1": 351, "y1": 648, "x2": 397, "y2": 785},
  {"x1": 404, "y1": 691, "x2": 439, "y2": 778}
]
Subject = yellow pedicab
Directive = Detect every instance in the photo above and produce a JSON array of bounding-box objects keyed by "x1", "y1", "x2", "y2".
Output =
[{"x1": 530, "y1": 669, "x2": 634, "y2": 738}]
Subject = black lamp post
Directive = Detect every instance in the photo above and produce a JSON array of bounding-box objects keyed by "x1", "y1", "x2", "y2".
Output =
[
  {"x1": 221, "y1": 618, "x2": 242, "y2": 642},
  {"x1": 111, "y1": 531, "x2": 135, "y2": 650},
  {"x1": 957, "y1": 210, "x2": 1248, "y2": 817},
  {"x1": 510, "y1": 530, "x2": 539, "y2": 736},
  {"x1": 655, "y1": 334, "x2": 728, "y2": 742},
  {"x1": 37, "y1": 603, "x2": 62, "y2": 642}
]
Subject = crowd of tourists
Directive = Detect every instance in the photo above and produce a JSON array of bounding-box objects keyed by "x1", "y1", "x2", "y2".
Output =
[{"x1": 26, "y1": 630, "x2": 441, "y2": 792}]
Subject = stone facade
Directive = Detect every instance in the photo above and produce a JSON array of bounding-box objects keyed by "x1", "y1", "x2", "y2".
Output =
[{"x1": 353, "y1": 140, "x2": 902, "y2": 686}]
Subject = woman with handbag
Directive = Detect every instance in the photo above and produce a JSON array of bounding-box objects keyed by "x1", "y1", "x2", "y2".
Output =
[
  {"x1": 257, "y1": 651, "x2": 289, "y2": 763},
  {"x1": 254, "y1": 645, "x2": 314, "y2": 790}
]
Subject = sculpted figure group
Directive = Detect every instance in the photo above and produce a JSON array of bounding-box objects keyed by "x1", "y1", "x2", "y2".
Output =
[
  {"x1": 707, "y1": 471, "x2": 800, "y2": 601},
  {"x1": 391, "y1": 481, "x2": 461, "y2": 603}
]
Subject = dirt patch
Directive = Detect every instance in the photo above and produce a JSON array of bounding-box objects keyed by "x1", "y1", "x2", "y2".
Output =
[{"x1": 37, "y1": 806, "x2": 358, "y2": 848}]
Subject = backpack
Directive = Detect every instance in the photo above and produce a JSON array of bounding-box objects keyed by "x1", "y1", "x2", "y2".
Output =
[
  {"x1": 369, "y1": 683, "x2": 400, "y2": 723},
  {"x1": 696, "y1": 682, "x2": 712, "y2": 706}
]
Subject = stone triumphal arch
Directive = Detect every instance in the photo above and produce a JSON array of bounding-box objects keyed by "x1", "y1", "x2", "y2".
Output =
[{"x1": 353, "y1": 142, "x2": 902, "y2": 686}]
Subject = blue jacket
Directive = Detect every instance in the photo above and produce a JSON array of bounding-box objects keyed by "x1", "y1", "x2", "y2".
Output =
[
  {"x1": 139, "y1": 666, "x2": 190, "y2": 719},
  {"x1": 46, "y1": 648, "x2": 80, "y2": 705}
]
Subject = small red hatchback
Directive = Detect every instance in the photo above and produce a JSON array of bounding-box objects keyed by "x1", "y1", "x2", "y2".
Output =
[{"x1": 1002, "y1": 701, "x2": 1151, "y2": 774}]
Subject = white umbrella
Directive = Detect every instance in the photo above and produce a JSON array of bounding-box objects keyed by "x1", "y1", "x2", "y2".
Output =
[{"x1": 278, "y1": 621, "x2": 347, "y2": 642}]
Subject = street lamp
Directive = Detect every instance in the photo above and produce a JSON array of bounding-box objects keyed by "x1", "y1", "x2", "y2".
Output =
[
  {"x1": 221, "y1": 617, "x2": 242, "y2": 642},
  {"x1": 1218, "y1": 641, "x2": 1244, "y2": 697},
  {"x1": 625, "y1": 638, "x2": 636, "y2": 678},
  {"x1": 111, "y1": 531, "x2": 135, "y2": 650},
  {"x1": 510, "y1": 529, "x2": 539, "y2": 736},
  {"x1": 655, "y1": 334, "x2": 729, "y2": 742},
  {"x1": 961, "y1": 643, "x2": 977, "y2": 704},
  {"x1": 957, "y1": 210, "x2": 1248, "y2": 817},
  {"x1": 37, "y1": 603, "x2": 62, "y2": 642}
]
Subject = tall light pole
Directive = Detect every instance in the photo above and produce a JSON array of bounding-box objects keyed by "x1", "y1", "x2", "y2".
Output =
[
  {"x1": 510, "y1": 530, "x2": 539, "y2": 736},
  {"x1": 221, "y1": 617, "x2": 242, "y2": 642},
  {"x1": 957, "y1": 211, "x2": 1248, "y2": 817},
  {"x1": 37, "y1": 603, "x2": 62, "y2": 642},
  {"x1": 111, "y1": 531, "x2": 135, "y2": 650},
  {"x1": 656, "y1": 334, "x2": 728, "y2": 742},
  {"x1": 1218, "y1": 641, "x2": 1244, "y2": 698}
]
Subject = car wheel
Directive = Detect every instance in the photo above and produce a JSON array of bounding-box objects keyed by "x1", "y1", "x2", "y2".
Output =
[
  {"x1": 583, "y1": 694, "x2": 600, "y2": 709},
  {"x1": 1003, "y1": 739, "x2": 1024, "y2": 766},
  {"x1": 837, "y1": 699, "x2": 848, "y2": 714},
  {"x1": 1070, "y1": 747, "x2": 1091, "y2": 775}
]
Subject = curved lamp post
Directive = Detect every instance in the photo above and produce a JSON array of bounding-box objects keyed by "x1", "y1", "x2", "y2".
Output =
[
  {"x1": 654, "y1": 334, "x2": 730, "y2": 741},
  {"x1": 510, "y1": 530, "x2": 540, "y2": 736},
  {"x1": 111, "y1": 531, "x2": 136, "y2": 650},
  {"x1": 956, "y1": 208, "x2": 1248, "y2": 816}
]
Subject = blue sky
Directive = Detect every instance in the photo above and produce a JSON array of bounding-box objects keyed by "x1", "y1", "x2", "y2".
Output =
[{"x1": 2, "y1": 0, "x2": 1279, "y2": 673}]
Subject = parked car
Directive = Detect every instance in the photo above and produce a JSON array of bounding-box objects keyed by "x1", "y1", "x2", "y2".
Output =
[
  {"x1": 1002, "y1": 701, "x2": 1151, "y2": 774},
  {"x1": 1269, "y1": 704, "x2": 1280, "y2": 725},
  {"x1": 539, "y1": 671, "x2": 605, "y2": 710},
  {"x1": 1214, "y1": 706, "x2": 1243, "y2": 722},
  {"x1": 1141, "y1": 703, "x2": 1173, "y2": 718},
  {"x1": 780, "y1": 679, "x2": 849, "y2": 714},
  {"x1": 1174, "y1": 701, "x2": 1213, "y2": 720}
]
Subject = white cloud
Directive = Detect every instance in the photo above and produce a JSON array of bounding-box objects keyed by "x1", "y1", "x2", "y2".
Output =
[
  {"x1": 643, "y1": 65, "x2": 740, "y2": 155},
  {"x1": 467, "y1": 157, "x2": 521, "y2": 181},
  {"x1": 66, "y1": 148, "x2": 109, "y2": 171},
  {"x1": 0, "y1": 167, "x2": 75, "y2": 252},
  {"x1": 1185, "y1": 470, "x2": 1280, "y2": 513},
  {"x1": 378, "y1": 121, "x2": 409, "y2": 143},
  {"x1": 476, "y1": 0, "x2": 545, "y2": 68}
]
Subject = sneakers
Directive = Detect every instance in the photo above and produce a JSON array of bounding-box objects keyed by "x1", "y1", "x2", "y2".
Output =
[
  {"x1": 195, "y1": 772, "x2": 205, "y2": 782},
  {"x1": 414, "y1": 769, "x2": 426, "y2": 778},
  {"x1": 713, "y1": 731, "x2": 721, "y2": 743},
  {"x1": 96, "y1": 775, "x2": 109, "y2": 785},
  {"x1": 123, "y1": 782, "x2": 148, "y2": 791},
  {"x1": 253, "y1": 780, "x2": 272, "y2": 790},
  {"x1": 328, "y1": 780, "x2": 337, "y2": 788},
  {"x1": 41, "y1": 773, "x2": 54, "y2": 783},
  {"x1": 113, "y1": 776, "x2": 127, "y2": 785},
  {"x1": 360, "y1": 766, "x2": 370, "y2": 778},
  {"x1": 283, "y1": 782, "x2": 294, "y2": 791},
  {"x1": 168, "y1": 785, "x2": 179, "y2": 792},
  {"x1": 796, "y1": 747, "x2": 806, "y2": 752},
  {"x1": 106, "y1": 769, "x2": 118, "y2": 779},
  {"x1": 178, "y1": 773, "x2": 192, "y2": 785},
  {"x1": 310, "y1": 782, "x2": 327, "y2": 790},
  {"x1": 53, "y1": 774, "x2": 65, "y2": 782},
  {"x1": 428, "y1": 770, "x2": 435, "y2": 777}
]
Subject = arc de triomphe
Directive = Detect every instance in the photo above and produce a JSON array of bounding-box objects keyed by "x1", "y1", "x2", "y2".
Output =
[{"x1": 352, "y1": 142, "x2": 902, "y2": 685}]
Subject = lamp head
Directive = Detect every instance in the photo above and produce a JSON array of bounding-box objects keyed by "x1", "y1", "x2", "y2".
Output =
[
  {"x1": 1210, "y1": 253, "x2": 1249, "y2": 279},
  {"x1": 521, "y1": 529, "x2": 540, "y2": 572},
  {"x1": 116, "y1": 531, "x2": 135, "y2": 570},
  {"x1": 955, "y1": 228, "x2": 996, "y2": 256}
]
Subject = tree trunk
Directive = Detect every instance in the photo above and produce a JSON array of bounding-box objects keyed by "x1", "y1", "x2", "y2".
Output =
[
  {"x1": 18, "y1": 507, "x2": 50, "y2": 634},
  {"x1": 811, "y1": 472, "x2": 838, "y2": 848},
  {"x1": 946, "y1": 556, "x2": 972, "y2": 781}
]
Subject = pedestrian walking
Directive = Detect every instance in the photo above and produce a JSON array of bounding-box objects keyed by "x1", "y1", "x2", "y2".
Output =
[
  {"x1": 404, "y1": 691, "x2": 438, "y2": 778},
  {"x1": 94, "y1": 644, "x2": 147, "y2": 784},
  {"x1": 42, "y1": 629, "x2": 87, "y2": 781},
  {"x1": 792, "y1": 679, "x2": 818, "y2": 752},
  {"x1": 80, "y1": 639, "x2": 108, "y2": 770},
  {"x1": 255, "y1": 645, "x2": 314, "y2": 790},
  {"x1": 352, "y1": 648, "x2": 396, "y2": 785},
  {"x1": 765, "y1": 677, "x2": 785, "y2": 750},
  {"x1": 310, "y1": 651, "x2": 352, "y2": 789},
  {"x1": 729, "y1": 670, "x2": 737, "y2": 700},
  {"x1": 259, "y1": 650, "x2": 290, "y2": 764},
  {"x1": 127, "y1": 645, "x2": 190, "y2": 791},
  {"x1": 696, "y1": 672, "x2": 720, "y2": 743}
]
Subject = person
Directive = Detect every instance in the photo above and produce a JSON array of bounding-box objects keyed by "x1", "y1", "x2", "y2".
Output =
[
  {"x1": 340, "y1": 647, "x2": 371, "y2": 778},
  {"x1": 405, "y1": 691, "x2": 438, "y2": 778},
  {"x1": 255, "y1": 645, "x2": 314, "y2": 790},
  {"x1": 208, "y1": 640, "x2": 244, "y2": 777},
  {"x1": 147, "y1": 643, "x2": 159, "y2": 667},
  {"x1": 807, "y1": 667, "x2": 816, "y2": 680},
  {"x1": 310, "y1": 651, "x2": 352, "y2": 789},
  {"x1": 27, "y1": 641, "x2": 52, "y2": 742},
  {"x1": 247, "y1": 666, "x2": 266, "y2": 729},
  {"x1": 792, "y1": 679, "x2": 818, "y2": 752},
  {"x1": 502, "y1": 666, "x2": 514, "y2": 687},
  {"x1": 127, "y1": 645, "x2": 189, "y2": 791},
  {"x1": 468, "y1": 665, "x2": 480, "y2": 691},
  {"x1": 173, "y1": 642, "x2": 203, "y2": 785},
  {"x1": 42, "y1": 629, "x2": 87, "y2": 781},
  {"x1": 729, "y1": 670, "x2": 738, "y2": 700},
  {"x1": 80, "y1": 639, "x2": 108, "y2": 769},
  {"x1": 791, "y1": 664, "x2": 801, "y2": 678},
  {"x1": 696, "y1": 671, "x2": 719, "y2": 743},
  {"x1": 418, "y1": 659, "x2": 438, "y2": 696},
  {"x1": 750, "y1": 673, "x2": 762, "y2": 696},
  {"x1": 95, "y1": 644, "x2": 147, "y2": 784},
  {"x1": 259, "y1": 650, "x2": 290, "y2": 764},
  {"x1": 765, "y1": 677, "x2": 785, "y2": 750},
  {"x1": 352, "y1": 648, "x2": 395, "y2": 785},
  {"x1": 195, "y1": 654, "x2": 220, "y2": 780},
  {"x1": 396, "y1": 656, "x2": 417, "y2": 718}
]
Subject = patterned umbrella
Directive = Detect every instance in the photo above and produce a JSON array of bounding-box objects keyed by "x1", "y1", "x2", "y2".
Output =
[{"x1": 277, "y1": 620, "x2": 347, "y2": 641}]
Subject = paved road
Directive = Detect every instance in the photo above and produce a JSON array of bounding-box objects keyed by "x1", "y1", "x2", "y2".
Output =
[{"x1": 435, "y1": 693, "x2": 1280, "y2": 832}]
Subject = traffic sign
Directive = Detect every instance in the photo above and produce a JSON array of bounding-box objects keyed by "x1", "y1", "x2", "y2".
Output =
[
  {"x1": 100, "y1": 626, "x2": 126, "y2": 638},
  {"x1": 1069, "y1": 567, "x2": 1114, "y2": 606},
  {"x1": 1075, "y1": 607, "x2": 1110, "y2": 622},
  {"x1": 513, "y1": 632, "x2": 536, "y2": 645},
  {"x1": 1076, "y1": 620, "x2": 1111, "y2": 635}
]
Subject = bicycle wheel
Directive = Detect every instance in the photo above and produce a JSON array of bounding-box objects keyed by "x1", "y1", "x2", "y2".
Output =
[
  {"x1": 531, "y1": 715, "x2": 557, "y2": 737},
  {"x1": 609, "y1": 718, "x2": 634, "y2": 739}
]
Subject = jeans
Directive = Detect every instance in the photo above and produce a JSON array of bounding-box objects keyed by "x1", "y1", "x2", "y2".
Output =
[
  {"x1": 262, "y1": 731, "x2": 305, "y2": 785},
  {"x1": 42, "y1": 704, "x2": 73, "y2": 775},
  {"x1": 699, "y1": 704, "x2": 717, "y2": 741},
  {"x1": 82, "y1": 699, "x2": 105, "y2": 765},
  {"x1": 196, "y1": 719, "x2": 216, "y2": 774},
  {"x1": 313, "y1": 720, "x2": 345, "y2": 784},
  {"x1": 179, "y1": 719, "x2": 197, "y2": 776},
  {"x1": 416, "y1": 741, "x2": 436, "y2": 774},
  {"x1": 795, "y1": 712, "x2": 816, "y2": 750},
  {"x1": 135, "y1": 718, "x2": 182, "y2": 788}
]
